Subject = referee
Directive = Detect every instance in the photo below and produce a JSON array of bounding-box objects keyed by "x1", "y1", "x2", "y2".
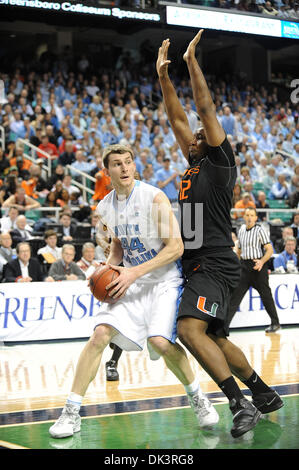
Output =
[{"x1": 227, "y1": 207, "x2": 281, "y2": 333}]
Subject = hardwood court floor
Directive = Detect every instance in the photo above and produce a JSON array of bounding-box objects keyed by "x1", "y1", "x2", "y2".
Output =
[{"x1": 0, "y1": 327, "x2": 298, "y2": 450}]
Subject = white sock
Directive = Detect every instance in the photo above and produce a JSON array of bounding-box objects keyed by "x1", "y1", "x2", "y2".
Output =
[
  {"x1": 66, "y1": 392, "x2": 83, "y2": 409},
  {"x1": 184, "y1": 377, "x2": 202, "y2": 395}
]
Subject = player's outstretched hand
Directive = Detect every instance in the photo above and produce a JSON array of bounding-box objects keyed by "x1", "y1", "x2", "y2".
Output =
[
  {"x1": 183, "y1": 29, "x2": 204, "y2": 63},
  {"x1": 156, "y1": 39, "x2": 171, "y2": 78}
]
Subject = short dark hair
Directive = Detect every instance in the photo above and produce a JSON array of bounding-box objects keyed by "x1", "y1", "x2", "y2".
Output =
[
  {"x1": 244, "y1": 207, "x2": 257, "y2": 216},
  {"x1": 44, "y1": 229, "x2": 57, "y2": 240},
  {"x1": 16, "y1": 241, "x2": 31, "y2": 254}
]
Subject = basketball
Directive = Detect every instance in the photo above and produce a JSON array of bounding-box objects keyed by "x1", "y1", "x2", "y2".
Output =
[{"x1": 89, "y1": 266, "x2": 120, "y2": 304}]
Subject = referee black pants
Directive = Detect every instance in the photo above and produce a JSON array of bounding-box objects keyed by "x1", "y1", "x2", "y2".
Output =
[{"x1": 227, "y1": 259, "x2": 280, "y2": 326}]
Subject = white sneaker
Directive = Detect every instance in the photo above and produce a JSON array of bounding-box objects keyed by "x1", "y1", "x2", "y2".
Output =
[
  {"x1": 49, "y1": 404, "x2": 81, "y2": 439},
  {"x1": 188, "y1": 391, "x2": 219, "y2": 428}
]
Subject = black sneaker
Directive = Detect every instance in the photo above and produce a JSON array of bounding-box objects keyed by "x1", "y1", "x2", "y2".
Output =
[
  {"x1": 105, "y1": 360, "x2": 119, "y2": 381},
  {"x1": 230, "y1": 398, "x2": 262, "y2": 438},
  {"x1": 252, "y1": 390, "x2": 284, "y2": 414},
  {"x1": 265, "y1": 324, "x2": 281, "y2": 333}
]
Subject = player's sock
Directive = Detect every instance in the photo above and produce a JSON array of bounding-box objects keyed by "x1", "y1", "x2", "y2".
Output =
[
  {"x1": 66, "y1": 392, "x2": 83, "y2": 411},
  {"x1": 242, "y1": 370, "x2": 273, "y2": 395},
  {"x1": 184, "y1": 377, "x2": 201, "y2": 395},
  {"x1": 110, "y1": 344, "x2": 122, "y2": 364},
  {"x1": 218, "y1": 376, "x2": 244, "y2": 403}
]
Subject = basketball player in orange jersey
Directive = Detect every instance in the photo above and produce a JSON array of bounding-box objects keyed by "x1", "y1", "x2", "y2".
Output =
[
  {"x1": 157, "y1": 30, "x2": 283, "y2": 438},
  {"x1": 49, "y1": 144, "x2": 219, "y2": 439}
]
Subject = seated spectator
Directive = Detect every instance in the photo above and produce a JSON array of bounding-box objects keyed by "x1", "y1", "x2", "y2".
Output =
[
  {"x1": 37, "y1": 229, "x2": 62, "y2": 263},
  {"x1": 268, "y1": 174, "x2": 291, "y2": 200},
  {"x1": 70, "y1": 150, "x2": 93, "y2": 180},
  {"x1": 142, "y1": 163, "x2": 157, "y2": 187},
  {"x1": 262, "y1": 167, "x2": 277, "y2": 194},
  {"x1": 46, "y1": 164, "x2": 65, "y2": 191},
  {"x1": 62, "y1": 174, "x2": 80, "y2": 196},
  {"x1": 232, "y1": 183, "x2": 243, "y2": 206},
  {"x1": 10, "y1": 214, "x2": 34, "y2": 246},
  {"x1": 77, "y1": 242, "x2": 101, "y2": 277},
  {"x1": 0, "y1": 232, "x2": 16, "y2": 280},
  {"x1": 0, "y1": 146, "x2": 10, "y2": 179},
  {"x1": 57, "y1": 188, "x2": 70, "y2": 208},
  {"x1": 95, "y1": 232, "x2": 111, "y2": 261},
  {"x1": 3, "y1": 241, "x2": 44, "y2": 283},
  {"x1": 37, "y1": 134, "x2": 58, "y2": 161},
  {"x1": 233, "y1": 192, "x2": 256, "y2": 219},
  {"x1": 255, "y1": 191, "x2": 269, "y2": 221},
  {"x1": 261, "y1": 1, "x2": 278, "y2": 16},
  {"x1": 21, "y1": 164, "x2": 48, "y2": 199},
  {"x1": 273, "y1": 237, "x2": 298, "y2": 273},
  {"x1": 0, "y1": 206, "x2": 19, "y2": 231},
  {"x1": 89, "y1": 212, "x2": 99, "y2": 242},
  {"x1": 274, "y1": 226, "x2": 294, "y2": 253},
  {"x1": 69, "y1": 190, "x2": 91, "y2": 222},
  {"x1": 290, "y1": 210, "x2": 299, "y2": 239},
  {"x1": 156, "y1": 157, "x2": 180, "y2": 204},
  {"x1": 58, "y1": 212, "x2": 77, "y2": 242},
  {"x1": 2, "y1": 186, "x2": 41, "y2": 213},
  {"x1": 45, "y1": 244, "x2": 86, "y2": 281},
  {"x1": 58, "y1": 140, "x2": 76, "y2": 166}
]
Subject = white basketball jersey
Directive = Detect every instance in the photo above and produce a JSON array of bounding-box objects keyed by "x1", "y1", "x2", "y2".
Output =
[{"x1": 96, "y1": 180, "x2": 183, "y2": 283}]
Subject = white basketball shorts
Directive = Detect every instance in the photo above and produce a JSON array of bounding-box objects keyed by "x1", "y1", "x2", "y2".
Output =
[{"x1": 94, "y1": 278, "x2": 183, "y2": 360}]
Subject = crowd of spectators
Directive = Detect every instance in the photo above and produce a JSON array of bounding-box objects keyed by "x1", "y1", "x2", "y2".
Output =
[
  {"x1": 0, "y1": 38, "x2": 298, "y2": 281},
  {"x1": 84, "y1": 0, "x2": 299, "y2": 21},
  {"x1": 178, "y1": 0, "x2": 299, "y2": 20}
]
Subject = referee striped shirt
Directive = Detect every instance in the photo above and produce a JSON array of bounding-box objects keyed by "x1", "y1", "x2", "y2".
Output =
[{"x1": 237, "y1": 223, "x2": 270, "y2": 260}]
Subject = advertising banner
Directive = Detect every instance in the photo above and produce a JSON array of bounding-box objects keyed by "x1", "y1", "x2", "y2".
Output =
[{"x1": 0, "y1": 275, "x2": 298, "y2": 342}]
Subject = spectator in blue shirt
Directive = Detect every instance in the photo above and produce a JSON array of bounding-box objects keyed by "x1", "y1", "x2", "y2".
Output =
[
  {"x1": 268, "y1": 173, "x2": 291, "y2": 200},
  {"x1": 155, "y1": 157, "x2": 180, "y2": 203},
  {"x1": 273, "y1": 237, "x2": 297, "y2": 272},
  {"x1": 221, "y1": 106, "x2": 236, "y2": 136}
]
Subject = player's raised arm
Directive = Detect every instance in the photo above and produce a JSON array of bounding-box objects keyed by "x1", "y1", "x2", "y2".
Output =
[
  {"x1": 183, "y1": 30, "x2": 225, "y2": 147},
  {"x1": 157, "y1": 39, "x2": 194, "y2": 160}
]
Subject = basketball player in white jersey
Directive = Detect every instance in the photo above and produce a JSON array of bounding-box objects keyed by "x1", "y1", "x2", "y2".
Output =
[{"x1": 49, "y1": 144, "x2": 219, "y2": 439}]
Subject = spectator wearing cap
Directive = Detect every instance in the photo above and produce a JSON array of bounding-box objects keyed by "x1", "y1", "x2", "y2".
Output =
[
  {"x1": 155, "y1": 157, "x2": 180, "y2": 204},
  {"x1": 233, "y1": 192, "x2": 256, "y2": 220}
]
